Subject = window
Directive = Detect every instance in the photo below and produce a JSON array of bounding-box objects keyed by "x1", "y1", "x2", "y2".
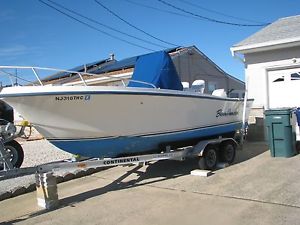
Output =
[
  {"x1": 291, "y1": 72, "x2": 300, "y2": 80},
  {"x1": 208, "y1": 82, "x2": 217, "y2": 93},
  {"x1": 273, "y1": 72, "x2": 300, "y2": 83},
  {"x1": 229, "y1": 93, "x2": 239, "y2": 98},
  {"x1": 273, "y1": 76, "x2": 284, "y2": 82}
]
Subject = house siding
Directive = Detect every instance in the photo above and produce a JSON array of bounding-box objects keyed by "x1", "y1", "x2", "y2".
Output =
[{"x1": 244, "y1": 46, "x2": 300, "y2": 109}]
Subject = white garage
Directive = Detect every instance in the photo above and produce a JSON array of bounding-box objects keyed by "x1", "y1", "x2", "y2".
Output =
[
  {"x1": 230, "y1": 15, "x2": 300, "y2": 140},
  {"x1": 267, "y1": 67, "x2": 300, "y2": 109}
]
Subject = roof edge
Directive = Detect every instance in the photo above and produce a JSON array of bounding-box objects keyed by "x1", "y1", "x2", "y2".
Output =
[{"x1": 231, "y1": 37, "x2": 300, "y2": 55}]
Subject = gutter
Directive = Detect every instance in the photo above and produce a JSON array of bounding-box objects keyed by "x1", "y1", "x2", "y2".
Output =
[{"x1": 231, "y1": 37, "x2": 300, "y2": 55}]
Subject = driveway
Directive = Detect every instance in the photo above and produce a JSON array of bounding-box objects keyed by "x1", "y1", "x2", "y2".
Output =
[{"x1": 1, "y1": 141, "x2": 300, "y2": 225}]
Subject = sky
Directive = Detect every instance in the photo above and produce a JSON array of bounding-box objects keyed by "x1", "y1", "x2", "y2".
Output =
[{"x1": 0, "y1": 0, "x2": 299, "y2": 85}]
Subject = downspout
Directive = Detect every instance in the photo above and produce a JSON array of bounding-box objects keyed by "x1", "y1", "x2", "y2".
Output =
[{"x1": 231, "y1": 50, "x2": 248, "y2": 143}]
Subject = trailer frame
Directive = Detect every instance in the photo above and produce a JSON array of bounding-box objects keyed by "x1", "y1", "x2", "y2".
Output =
[{"x1": 0, "y1": 136, "x2": 238, "y2": 181}]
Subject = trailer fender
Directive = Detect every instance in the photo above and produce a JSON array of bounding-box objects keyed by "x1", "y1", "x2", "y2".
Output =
[
  {"x1": 192, "y1": 138, "x2": 238, "y2": 157},
  {"x1": 192, "y1": 140, "x2": 217, "y2": 157}
]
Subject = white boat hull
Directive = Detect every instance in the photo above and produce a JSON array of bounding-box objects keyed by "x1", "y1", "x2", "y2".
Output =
[{"x1": 0, "y1": 86, "x2": 252, "y2": 157}]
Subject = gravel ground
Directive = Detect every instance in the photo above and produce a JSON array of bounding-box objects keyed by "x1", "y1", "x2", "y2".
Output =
[
  {"x1": 0, "y1": 139, "x2": 74, "y2": 198},
  {"x1": 21, "y1": 139, "x2": 73, "y2": 167}
]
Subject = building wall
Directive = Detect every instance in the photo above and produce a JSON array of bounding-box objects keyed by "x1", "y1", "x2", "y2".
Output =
[
  {"x1": 242, "y1": 46, "x2": 300, "y2": 141},
  {"x1": 244, "y1": 46, "x2": 300, "y2": 109}
]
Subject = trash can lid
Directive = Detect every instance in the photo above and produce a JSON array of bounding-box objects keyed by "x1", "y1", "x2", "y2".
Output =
[{"x1": 264, "y1": 108, "x2": 293, "y2": 116}]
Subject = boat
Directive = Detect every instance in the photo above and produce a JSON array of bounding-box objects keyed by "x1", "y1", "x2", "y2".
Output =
[{"x1": 0, "y1": 51, "x2": 253, "y2": 158}]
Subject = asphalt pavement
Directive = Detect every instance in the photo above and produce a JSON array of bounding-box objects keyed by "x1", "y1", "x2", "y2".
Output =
[{"x1": 1, "y1": 141, "x2": 300, "y2": 225}]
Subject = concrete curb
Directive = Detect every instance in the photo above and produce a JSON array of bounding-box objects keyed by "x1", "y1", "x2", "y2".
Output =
[{"x1": 0, "y1": 167, "x2": 105, "y2": 202}]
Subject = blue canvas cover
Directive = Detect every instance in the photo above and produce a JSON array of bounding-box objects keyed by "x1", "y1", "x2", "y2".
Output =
[{"x1": 128, "y1": 51, "x2": 183, "y2": 90}]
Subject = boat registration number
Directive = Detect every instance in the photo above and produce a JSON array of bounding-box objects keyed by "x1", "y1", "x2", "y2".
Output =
[{"x1": 55, "y1": 95, "x2": 91, "y2": 101}]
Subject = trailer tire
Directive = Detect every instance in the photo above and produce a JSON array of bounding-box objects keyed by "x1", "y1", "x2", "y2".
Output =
[
  {"x1": 0, "y1": 140, "x2": 24, "y2": 170},
  {"x1": 220, "y1": 141, "x2": 236, "y2": 164},
  {"x1": 198, "y1": 146, "x2": 218, "y2": 170}
]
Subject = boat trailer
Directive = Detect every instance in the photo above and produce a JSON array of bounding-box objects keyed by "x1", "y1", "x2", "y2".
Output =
[
  {"x1": 0, "y1": 121, "x2": 240, "y2": 209},
  {"x1": 0, "y1": 137, "x2": 239, "y2": 178}
]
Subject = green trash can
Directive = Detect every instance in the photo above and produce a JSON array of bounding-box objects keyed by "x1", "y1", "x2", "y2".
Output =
[{"x1": 264, "y1": 108, "x2": 297, "y2": 158}]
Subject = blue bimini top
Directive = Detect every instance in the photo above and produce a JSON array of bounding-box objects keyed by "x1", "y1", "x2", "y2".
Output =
[{"x1": 127, "y1": 51, "x2": 183, "y2": 91}]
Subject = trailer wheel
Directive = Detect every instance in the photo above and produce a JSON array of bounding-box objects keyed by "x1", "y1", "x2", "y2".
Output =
[
  {"x1": 0, "y1": 140, "x2": 24, "y2": 170},
  {"x1": 198, "y1": 146, "x2": 218, "y2": 170},
  {"x1": 220, "y1": 141, "x2": 236, "y2": 164}
]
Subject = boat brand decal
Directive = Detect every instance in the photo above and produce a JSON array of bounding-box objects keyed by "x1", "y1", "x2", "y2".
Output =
[
  {"x1": 216, "y1": 109, "x2": 238, "y2": 117},
  {"x1": 103, "y1": 157, "x2": 139, "y2": 165},
  {"x1": 55, "y1": 95, "x2": 91, "y2": 101}
]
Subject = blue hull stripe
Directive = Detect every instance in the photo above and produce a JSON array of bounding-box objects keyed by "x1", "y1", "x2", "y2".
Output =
[{"x1": 50, "y1": 122, "x2": 242, "y2": 158}]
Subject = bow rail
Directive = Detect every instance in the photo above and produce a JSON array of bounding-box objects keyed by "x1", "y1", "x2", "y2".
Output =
[{"x1": 0, "y1": 66, "x2": 156, "y2": 88}]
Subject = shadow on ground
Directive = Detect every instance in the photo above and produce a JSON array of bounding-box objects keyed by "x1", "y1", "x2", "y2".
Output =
[{"x1": 235, "y1": 141, "x2": 269, "y2": 164}]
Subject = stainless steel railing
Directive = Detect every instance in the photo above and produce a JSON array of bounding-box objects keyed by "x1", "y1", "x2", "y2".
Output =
[{"x1": 0, "y1": 66, "x2": 156, "y2": 88}]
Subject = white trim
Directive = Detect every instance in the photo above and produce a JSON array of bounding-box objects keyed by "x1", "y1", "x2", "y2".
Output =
[
  {"x1": 265, "y1": 62, "x2": 300, "y2": 71},
  {"x1": 231, "y1": 37, "x2": 300, "y2": 55},
  {"x1": 264, "y1": 68, "x2": 269, "y2": 109}
]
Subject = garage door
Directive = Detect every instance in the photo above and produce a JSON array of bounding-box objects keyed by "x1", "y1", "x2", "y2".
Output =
[{"x1": 268, "y1": 67, "x2": 300, "y2": 109}]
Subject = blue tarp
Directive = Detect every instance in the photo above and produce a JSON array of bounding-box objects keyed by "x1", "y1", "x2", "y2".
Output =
[{"x1": 127, "y1": 51, "x2": 183, "y2": 90}]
